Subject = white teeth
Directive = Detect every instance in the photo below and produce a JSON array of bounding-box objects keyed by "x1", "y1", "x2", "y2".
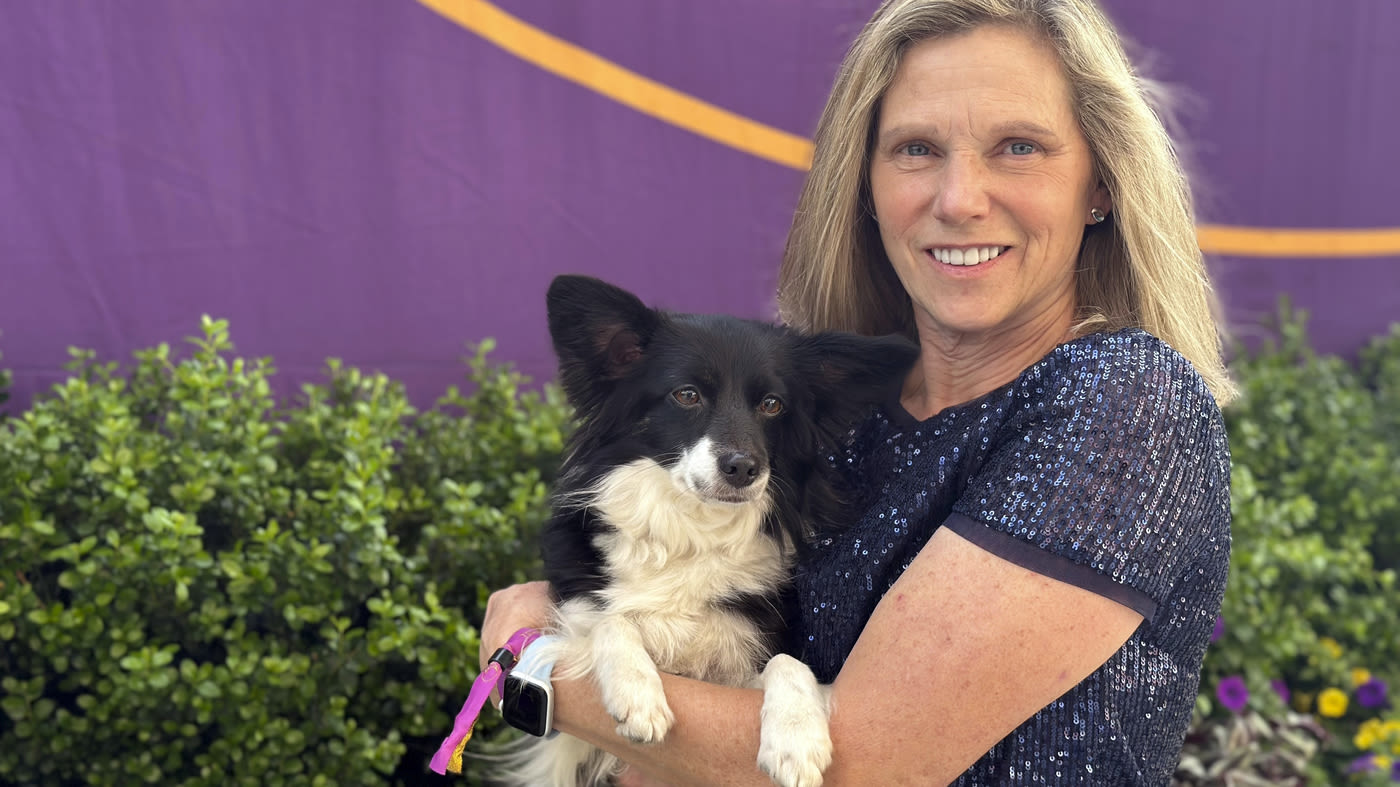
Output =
[{"x1": 930, "y1": 246, "x2": 1006, "y2": 266}]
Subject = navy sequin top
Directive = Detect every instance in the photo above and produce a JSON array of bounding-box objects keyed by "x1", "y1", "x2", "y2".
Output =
[{"x1": 793, "y1": 328, "x2": 1231, "y2": 785}]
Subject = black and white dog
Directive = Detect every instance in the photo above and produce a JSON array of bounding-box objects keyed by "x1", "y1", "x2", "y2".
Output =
[{"x1": 509, "y1": 275, "x2": 918, "y2": 787}]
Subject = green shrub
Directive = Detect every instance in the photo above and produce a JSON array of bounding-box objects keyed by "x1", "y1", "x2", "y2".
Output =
[
  {"x1": 0, "y1": 318, "x2": 570, "y2": 786},
  {"x1": 1196, "y1": 303, "x2": 1400, "y2": 783},
  {"x1": 1360, "y1": 322, "x2": 1400, "y2": 572},
  {"x1": 0, "y1": 341, "x2": 10, "y2": 410}
]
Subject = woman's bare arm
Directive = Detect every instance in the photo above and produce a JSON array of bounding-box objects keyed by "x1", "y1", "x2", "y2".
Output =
[{"x1": 480, "y1": 526, "x2": 1144, "y2": 785}]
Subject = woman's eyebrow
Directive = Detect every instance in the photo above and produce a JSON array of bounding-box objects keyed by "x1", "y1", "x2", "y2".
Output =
[
  {"x1": 876, "y1": 120, "x2": 1063, "y2": 147},
  {"x1": 875, "y1": 124, "x2": 940, "y2": 147},
  {"x1": 988, "y1": 120, "x2": 1062, "y2": 140}
]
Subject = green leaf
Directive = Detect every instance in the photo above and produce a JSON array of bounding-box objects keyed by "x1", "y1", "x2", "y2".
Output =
[{"x1": 1, "y1": 696, "x2": 28, "y2": 722}]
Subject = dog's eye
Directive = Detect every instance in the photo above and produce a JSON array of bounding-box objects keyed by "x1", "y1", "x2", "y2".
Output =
[
  {"x1": 671, "y1": 387, "x2": 701, "y2": 407},
  {"x1": 758, "y1": 395, "x2": 785, "y2": 416}
]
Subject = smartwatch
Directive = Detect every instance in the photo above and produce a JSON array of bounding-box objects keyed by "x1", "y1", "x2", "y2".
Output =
[{"x1": 501, "y1": 634, "x2": 561, "y2": 738}]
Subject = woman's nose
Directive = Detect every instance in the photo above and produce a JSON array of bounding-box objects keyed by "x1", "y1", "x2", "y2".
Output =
[{"x1": 931, "y1": 153, "x2": 991, "y2": 224}]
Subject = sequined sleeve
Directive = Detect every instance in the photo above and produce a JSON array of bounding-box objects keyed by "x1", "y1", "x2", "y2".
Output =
[{"x1": 947, "y1": 333, "x2": 1231, "y2": 619}]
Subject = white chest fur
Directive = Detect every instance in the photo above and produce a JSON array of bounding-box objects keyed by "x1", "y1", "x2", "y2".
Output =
[{"x1": 567, "y1": 459, "x2": 792, "y2": 683}]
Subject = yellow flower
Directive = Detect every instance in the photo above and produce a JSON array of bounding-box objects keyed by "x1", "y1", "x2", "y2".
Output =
[
  {"x1": 1376, "y1": 755, "x2": 1393, "y2": 770},
  {"x1": 1352, "y1": 667, "x2": 1373, "y2": 687},
  {"x1": 1317, "y1": 687, "x2": 1349, "y2": 718},
  {"x1": 1357, "y1": 725, "x2": 1379, "y2": 750},
  {"x1": 1358, "y1": 718, "x2": 1400, "y2": 755},
  {"x1": 1319, "y1": 637, "x2": 1343, "y2": 659}
]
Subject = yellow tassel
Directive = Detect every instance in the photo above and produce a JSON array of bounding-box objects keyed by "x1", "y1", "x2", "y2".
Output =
[{"x1": 447, "y1": 729, "x2": 472, "y2": 774}]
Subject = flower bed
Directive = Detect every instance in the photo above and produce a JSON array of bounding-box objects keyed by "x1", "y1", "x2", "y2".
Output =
[{"x1": 1181, "y1": 305, "x2": 1400, "y2": 785}]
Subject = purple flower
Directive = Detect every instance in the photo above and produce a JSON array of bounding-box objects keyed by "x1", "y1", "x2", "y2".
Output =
[
  {"x1": 1211, "y1": 616, "x2": 1225, "y2": 643},
  {"x1": 1347, "y1": 756, "x2": 1400, "y2": 780},
  {"x1": 1356, "y1": 678, "x2": 1389, "y2": 709},
  {"x1": 1269, "y1": 679, "x2": 1291, "y2": 704},
  {"x1": 1348, "y1": 755, "x2": 1379, "y2": 774},
  {"x1": 1216, "y1": 675, "x2": 1249, "y2": 713}
]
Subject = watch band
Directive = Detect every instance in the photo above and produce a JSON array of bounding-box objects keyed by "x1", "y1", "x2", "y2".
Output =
[
  {"x1": 510, "y1": 633, "x2": 559, "y2": 680},
  {"x1": 503, "y1": 633, "x2": 561, "y2": 738},
  {"x1": 429, "y1": 627, "x2": 541, "y2": 775}
]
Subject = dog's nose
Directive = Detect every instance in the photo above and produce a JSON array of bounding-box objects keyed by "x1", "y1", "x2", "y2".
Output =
[{"x1": 718, "y1": 453, "x2": 760, "y2": 488}]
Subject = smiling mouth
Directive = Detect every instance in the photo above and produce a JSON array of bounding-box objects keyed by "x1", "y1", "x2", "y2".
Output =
[{"x1": 928, "y1": 246, "x2": 1010, "y2": 266}]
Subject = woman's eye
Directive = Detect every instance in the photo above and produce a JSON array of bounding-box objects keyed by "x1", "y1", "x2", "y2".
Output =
[
  {"x1": 901, "y1": 142, "x2": 931, "y2": 157},
  {"x1": 758, "y1": 395, "x2": 785, "y2": 416},
  {"x1": 1008, "y1": 142, "x2": 1037, "y2": 155},
  {"x1": 672, "y1": 387, "x2": 701, "y2": 407}
]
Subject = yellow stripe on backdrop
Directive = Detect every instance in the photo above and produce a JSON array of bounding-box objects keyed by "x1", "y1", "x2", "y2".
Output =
[
  {"x1": 1195, "y1": 226, "x2": 1400, "y2": 258},
  {"x1": 419, "y1": 0, "x2": 1400, "y2": 259},
  {"x1": 417, "y1": 0, "x2": 814, "y2": 170}
]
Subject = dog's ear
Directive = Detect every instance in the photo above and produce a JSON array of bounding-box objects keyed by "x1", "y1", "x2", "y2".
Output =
[
  {"x1": 546, "y1": 275, "x2": 661, "y2": 387},
  {"x1": 793, "y1": 331, "x2": 920, "y2": 413}
]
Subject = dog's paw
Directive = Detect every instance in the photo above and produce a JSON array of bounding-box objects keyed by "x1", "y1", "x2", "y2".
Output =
[
  {"x1": 601, "y1": 673, "x2": 674, "y2": 743},
  {"x1": 756, "y1": 716, "x2": 831, "y2": 787},
  {"x1": 757, "y1": 654, "x2": 832, "y2": 787}
]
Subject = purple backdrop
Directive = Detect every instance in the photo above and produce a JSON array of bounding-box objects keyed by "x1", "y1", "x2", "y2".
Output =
[{"x1": 2, "y1": 1, "x2": 1396, "y2": 410}]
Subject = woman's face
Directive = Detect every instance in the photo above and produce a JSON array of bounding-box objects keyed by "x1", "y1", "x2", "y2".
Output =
[{"x1": 868, "y1": 25, "x2": 1108, "y2": 346}]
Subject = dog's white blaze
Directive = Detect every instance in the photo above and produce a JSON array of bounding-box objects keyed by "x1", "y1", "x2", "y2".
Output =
[{"x1": 677, "y1": 436, "x2": 771, "y2": 504}]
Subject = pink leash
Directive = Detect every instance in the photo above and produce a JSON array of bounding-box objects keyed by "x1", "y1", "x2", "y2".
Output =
[{"x1": 429, "y1": 627, "x2": 541, "y2": 775}]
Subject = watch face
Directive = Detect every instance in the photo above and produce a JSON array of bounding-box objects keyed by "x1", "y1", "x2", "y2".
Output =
[{"x1": 502, "y1": 676, "x2": 551, "y2": 737}]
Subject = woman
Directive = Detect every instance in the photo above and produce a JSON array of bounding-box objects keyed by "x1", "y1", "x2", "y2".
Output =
[{"x1": 480, "y1": 0, "x2": 1235, "y2": 783}]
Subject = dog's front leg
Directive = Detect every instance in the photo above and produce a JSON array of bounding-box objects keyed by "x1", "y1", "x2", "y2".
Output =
[
  {"x1": 590, "y1": 615, "x2": 675, "y2": 744},
  {"x1": 756, "y1": 653, "x2": 832, "y2": 787}
]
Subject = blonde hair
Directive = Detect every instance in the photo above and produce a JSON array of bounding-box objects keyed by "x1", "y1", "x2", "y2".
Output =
[{"x1": 777, "y1": 0, "x2": 1237, "y2": 405}]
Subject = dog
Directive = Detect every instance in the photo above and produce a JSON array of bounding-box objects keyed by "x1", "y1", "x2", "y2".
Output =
[{"x1": 507, "y1": 275, "x2": 919, "y2": 787}]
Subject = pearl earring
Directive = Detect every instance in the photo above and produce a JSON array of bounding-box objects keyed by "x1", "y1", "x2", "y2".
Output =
[{"x1": 1090, "y1": 208, "x2": 1106, "y2": 224}]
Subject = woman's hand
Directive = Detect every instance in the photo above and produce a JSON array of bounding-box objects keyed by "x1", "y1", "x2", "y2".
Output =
[
  {"x1": 478, "y1": 584, "x2": 676, "y2": 786},
  {"x1": 478, "y1": 580, "x2": 555, "y2": 673}
]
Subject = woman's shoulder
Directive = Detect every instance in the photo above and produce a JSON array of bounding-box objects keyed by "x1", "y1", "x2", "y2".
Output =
[
  {"x1": 1020, "y1": 327, "x2": 1221, "y2": 413},
  {"x1": 1005, "y1": 328, "x2": 1229, "y2": 473},
  {"x1": 1040, "y1": 326, "x2": 1199, "y2": 378}
]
